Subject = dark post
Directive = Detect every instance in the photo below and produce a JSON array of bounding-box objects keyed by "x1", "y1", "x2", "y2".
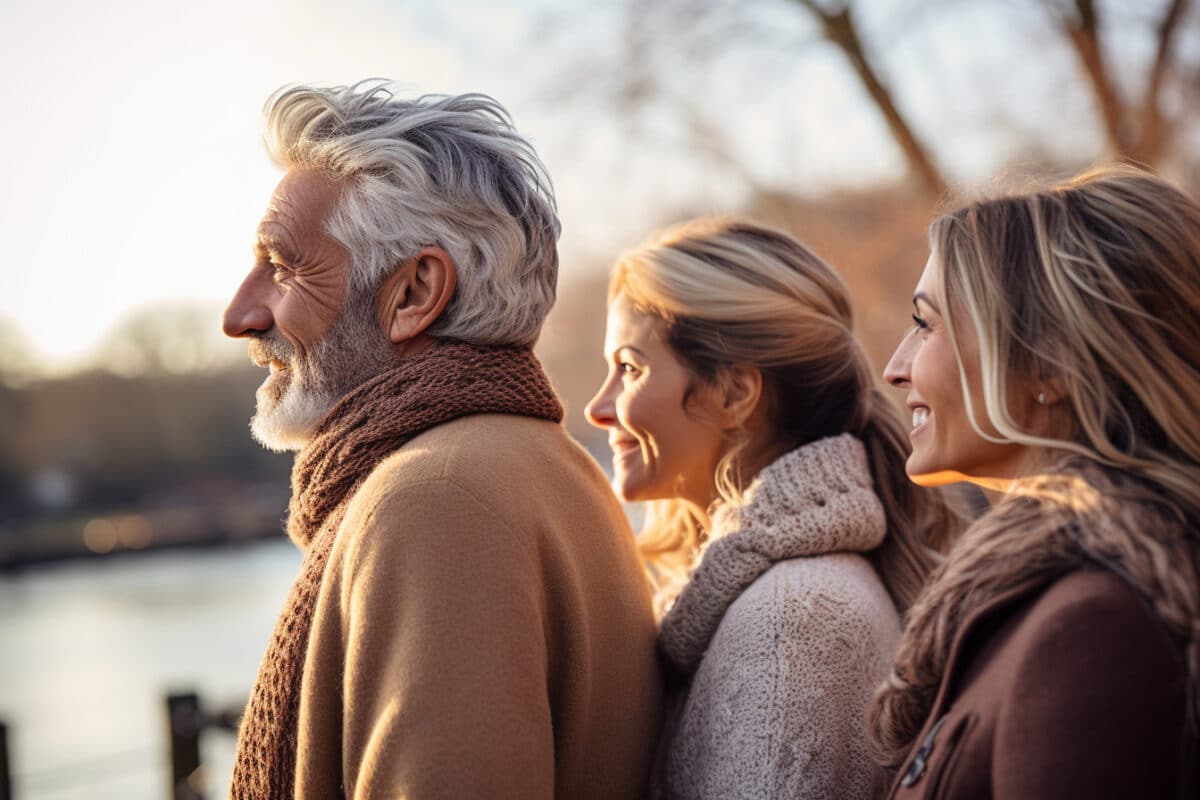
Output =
[
  {"x1": 0, "y1": 720, "x2": 11, "y2": 800},
  {"x1": 166, "y1": 693, "x2": 205, "y2": 800}
]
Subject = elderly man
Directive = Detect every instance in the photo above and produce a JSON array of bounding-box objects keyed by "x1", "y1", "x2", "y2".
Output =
[{"x1": 221, "y1": 82, "x2": 662, "y2": 799}]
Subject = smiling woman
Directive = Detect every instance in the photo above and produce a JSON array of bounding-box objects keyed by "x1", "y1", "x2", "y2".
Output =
[
  {"x1": 587, "y1": 291, "x2": 727, "y2": 510},
  {"x1": 883, "y1": 256, "x2": 1050, "y2": 486},
  {"x1": 586, "y1": 217, "x2": 959, "y2": 800},
  {"x1": 872, "y1": 166, "x2": 1200, "y2": 799}
]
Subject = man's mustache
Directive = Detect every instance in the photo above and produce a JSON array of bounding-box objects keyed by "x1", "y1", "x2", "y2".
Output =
[{"x1": 247, "y1": 333, "x2": 295, "y2": 365}]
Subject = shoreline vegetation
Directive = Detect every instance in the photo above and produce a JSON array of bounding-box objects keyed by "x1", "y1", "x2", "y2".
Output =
[{"x1": 0, "y1": 488, "x2": 290, "y2": 572}]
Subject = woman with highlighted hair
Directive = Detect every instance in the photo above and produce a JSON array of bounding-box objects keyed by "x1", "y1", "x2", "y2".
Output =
[
  {"x1": 585, "y1": 218, "x2": 956, "y2": 799},
  {"x1": 873, "y1": 165, "x2": 1200, "y2": 798}
]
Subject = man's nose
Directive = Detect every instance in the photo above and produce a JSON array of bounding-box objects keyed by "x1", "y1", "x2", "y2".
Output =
[
  {"x1": 585, "y1": 379, "x2": 617, "y2": 429},
  {"x1": 883, "y1": 332, "x2": 913, "y2": 388},
  {"x1": 222, "y1": 270, "x2": 274, "y2": 338}
]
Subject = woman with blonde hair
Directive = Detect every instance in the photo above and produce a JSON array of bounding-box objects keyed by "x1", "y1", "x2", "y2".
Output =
[
  {"x1": 874, "y1": 165, "x2": 1200, "y2": 798},
  {"x1": 585, "y1": 218, "x2": 954, "y2": 798}
]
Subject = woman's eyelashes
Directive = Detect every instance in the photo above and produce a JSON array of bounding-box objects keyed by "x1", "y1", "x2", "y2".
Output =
[{"x1": 911, "y1": 313, "x2": 929, "y2": 331}]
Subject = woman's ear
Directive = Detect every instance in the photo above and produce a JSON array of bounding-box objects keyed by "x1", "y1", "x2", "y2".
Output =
[
  {"x1": 375, "y1": 246, "x2": 458, "y2": 343},
  {"x1": 1033, "y1": 374, "x2": 1069, "y2": 406},
  {"x1": 714, "y1": 365, "x2": 763, "y2": 430}
]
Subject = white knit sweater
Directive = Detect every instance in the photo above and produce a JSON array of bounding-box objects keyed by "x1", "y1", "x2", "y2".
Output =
[{"x1": 653, "y1": 434, "x2": 900, "y2": 800}]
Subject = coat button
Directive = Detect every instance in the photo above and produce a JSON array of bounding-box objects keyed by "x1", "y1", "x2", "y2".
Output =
[
  {"x1": 900, "y1": 752, "x2": 927, "y2": 786},
  {"x1": 900, "y1": 714, "x2": 948, "y2": 788}
]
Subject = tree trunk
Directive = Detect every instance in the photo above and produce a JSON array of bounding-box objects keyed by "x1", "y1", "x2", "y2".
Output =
[
  {"x1": 1133, "y1": 0, "x2": 1189, "y2": 165},
  {"x1": 1061, "y1": 0, "x2": 1127, "y2": 155},
  {"x1": 797, "y1": 1, "x2": 947, "y2": 199}
]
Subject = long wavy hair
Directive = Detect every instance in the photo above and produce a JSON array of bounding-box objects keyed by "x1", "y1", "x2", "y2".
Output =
[
  {"x1": 869, "y1": 165, "x2": 1200, "y2": 766},
  {"x1": 611, "y1": 217, "x2": 958, "y2": 615}
]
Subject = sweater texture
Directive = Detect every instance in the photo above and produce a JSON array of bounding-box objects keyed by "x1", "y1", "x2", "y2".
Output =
[
  {"x1": 230, "y1": 340, "x2": 564, "y2": 798},
  {"x1": 654, "y1": 433, "x2": 900, "y2": 800}
]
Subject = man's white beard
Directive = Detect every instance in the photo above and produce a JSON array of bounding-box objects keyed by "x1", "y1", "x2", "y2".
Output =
[
  {"x1": 251, "y1": 372, "x2": 338, "y2": 453},
  {"x1": 248, "y1": 300, "x2": 391, "y2": 453}
]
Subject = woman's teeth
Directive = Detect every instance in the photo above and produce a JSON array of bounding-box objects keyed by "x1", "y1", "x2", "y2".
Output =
[{"x1": 912, "y1": 408, "x2": 930, "y2": 428}]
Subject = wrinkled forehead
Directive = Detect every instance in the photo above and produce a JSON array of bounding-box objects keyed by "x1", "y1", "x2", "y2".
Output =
[{"x1": 257, "y1": 170, "x2": 343, "y2": 240}]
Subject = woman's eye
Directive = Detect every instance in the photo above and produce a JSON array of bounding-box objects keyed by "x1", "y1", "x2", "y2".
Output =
[
  {"x1": 911, "y1": 313, "x2": 929, "y2": 331},
  {"x1": 618, "y1": 362, "x2": 640, "y2": 376}
]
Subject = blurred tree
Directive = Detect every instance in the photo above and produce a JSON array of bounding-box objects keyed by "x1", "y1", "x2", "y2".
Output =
[
  {"x1": 0, "y1": 315, "x2": 37, "y2": 386},
  {"x1": 790, "y1": 0, "x2": 946, "y2": 196},
  {"x1": 0, "y1": 365, "x2": 291, "y2": 522},
  {"x1": 1050, "y1": 0, "x2": 1191, "y2": 164},
  {"x1": 545, "y1": 0, "x2": 1197, "y2": 200},
  {"x1": 93, "y1": 302, "x2": 243, "y2": 377},
  {"x1": 533, "y1": 0, "x2": 1199, "y2": 433}
]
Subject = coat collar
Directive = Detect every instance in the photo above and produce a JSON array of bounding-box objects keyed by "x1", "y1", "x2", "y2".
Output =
[
  {"x1": 658, "y1": 434, "x2": 887, "y2": 673},
  {"x1": 888, "y1": 570, "x2": 1063, "y2": 798},
  {"x1": 920, "y1": 573, "x2": 1060, "y2": 722}
]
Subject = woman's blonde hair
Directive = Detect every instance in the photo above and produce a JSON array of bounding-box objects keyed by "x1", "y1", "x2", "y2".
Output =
[
  {"x1": 611, "y1": 217, "x2": 956, "y2": 614},
  {"x1": 870, "y1": 165, "x2": 1200, "y2": 766}
]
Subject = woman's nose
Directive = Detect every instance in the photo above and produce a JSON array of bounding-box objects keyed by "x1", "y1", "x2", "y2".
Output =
[
  {"x1": 883, "y1": 331, "x2": 914, "y2": 388},
  {"x1": 585, "y1": 378, "x2": 617, "y2": 429}
]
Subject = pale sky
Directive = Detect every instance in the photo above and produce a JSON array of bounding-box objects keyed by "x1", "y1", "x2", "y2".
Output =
[
  {"x1": 3, "y1": 0, "x2": 1173, "y2": 371},
  {"x1": 0, "y1": 0, "x2": 911, "y2": 372}
]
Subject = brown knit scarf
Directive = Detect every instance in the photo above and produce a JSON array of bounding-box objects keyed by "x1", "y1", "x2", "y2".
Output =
[{"x1": 229, "y1": 340, "x2": 562, "y2": 799}]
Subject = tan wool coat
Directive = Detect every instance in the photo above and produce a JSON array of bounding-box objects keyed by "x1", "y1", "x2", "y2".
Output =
[{"x1": 291, "y1": 414, "x2": 663, "y2": 799}]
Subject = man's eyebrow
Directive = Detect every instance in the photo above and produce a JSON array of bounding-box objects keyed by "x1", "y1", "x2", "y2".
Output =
[{"x1": 255, "y1": 231, "x2": 296, "y2": 260}]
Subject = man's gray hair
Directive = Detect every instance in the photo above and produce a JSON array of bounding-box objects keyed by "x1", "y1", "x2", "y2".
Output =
[{"x1": 263, "y1": 81, "x2": 560, "y2": 347}]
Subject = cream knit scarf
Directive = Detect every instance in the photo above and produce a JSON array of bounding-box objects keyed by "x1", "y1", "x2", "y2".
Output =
[
  {"x1": 229, "y1": 340, "x2": 562, "y2": 799},
  {"x1": 658, "y1": 433, "x2": 887, "y2": 674}
]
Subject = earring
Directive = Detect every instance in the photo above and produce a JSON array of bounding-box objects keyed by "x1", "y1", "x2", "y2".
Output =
[{"x1": 1037, "y1": 392, "x2": 1047, "y2": 405}]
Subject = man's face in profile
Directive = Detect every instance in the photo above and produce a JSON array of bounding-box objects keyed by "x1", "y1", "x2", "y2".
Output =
[{"x1": 223, "y1": 170, "x2": 387, "y2": 451}]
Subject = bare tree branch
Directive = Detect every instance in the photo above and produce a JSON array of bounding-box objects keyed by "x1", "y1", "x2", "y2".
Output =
[
  {"x1": 1059, "y1": 0, "x2": 1129, "y2": 155},
  {"x1": 1134, "y1": 0, "x2": 1190, "y2": 164},
  {"x1": 793, "y1": 0, "x2": 947, "y2": 197},
  {"x1": 675, "y1": 98, "x2": 773, "y2": 196}
]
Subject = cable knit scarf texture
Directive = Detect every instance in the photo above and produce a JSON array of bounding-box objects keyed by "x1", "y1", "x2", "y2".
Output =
[
  {"x1": 229, "y1": 340, "x2": 562, "y2": 799},
  {"x1": 657, "y1": 433, "x2": 887, "y2": 674}
]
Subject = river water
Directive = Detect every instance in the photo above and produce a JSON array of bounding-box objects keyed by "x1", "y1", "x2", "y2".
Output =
[{"x1": 0, "y1": 539, "x2": 301, "y2": 799}]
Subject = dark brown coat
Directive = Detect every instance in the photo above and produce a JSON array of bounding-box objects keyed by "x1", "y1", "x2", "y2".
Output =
[{"x1": 888, "y1": 568, "x2": 1198, "y2": 799}]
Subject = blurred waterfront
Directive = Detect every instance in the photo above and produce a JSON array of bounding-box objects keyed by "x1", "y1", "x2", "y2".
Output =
[{"x1": 0, "y1": 540, "x2": 299, "y2": 799}]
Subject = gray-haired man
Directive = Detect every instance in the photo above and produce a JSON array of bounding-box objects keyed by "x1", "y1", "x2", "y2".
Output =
[{"x1": 222, "y1": 82, "x2": 661, "y2": 799}]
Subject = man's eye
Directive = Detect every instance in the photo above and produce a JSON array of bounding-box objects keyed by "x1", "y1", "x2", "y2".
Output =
[{"x1": 270, "y1": 261, "x2": 292, "y2": 281}]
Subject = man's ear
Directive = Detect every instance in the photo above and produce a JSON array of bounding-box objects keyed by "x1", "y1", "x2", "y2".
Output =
[
  {"x1": 375, "y1": 246, "x2": 458, "y2": 344},
  {"x1": 714, "y1": 365, "x2": 763, "y2": 430}
]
